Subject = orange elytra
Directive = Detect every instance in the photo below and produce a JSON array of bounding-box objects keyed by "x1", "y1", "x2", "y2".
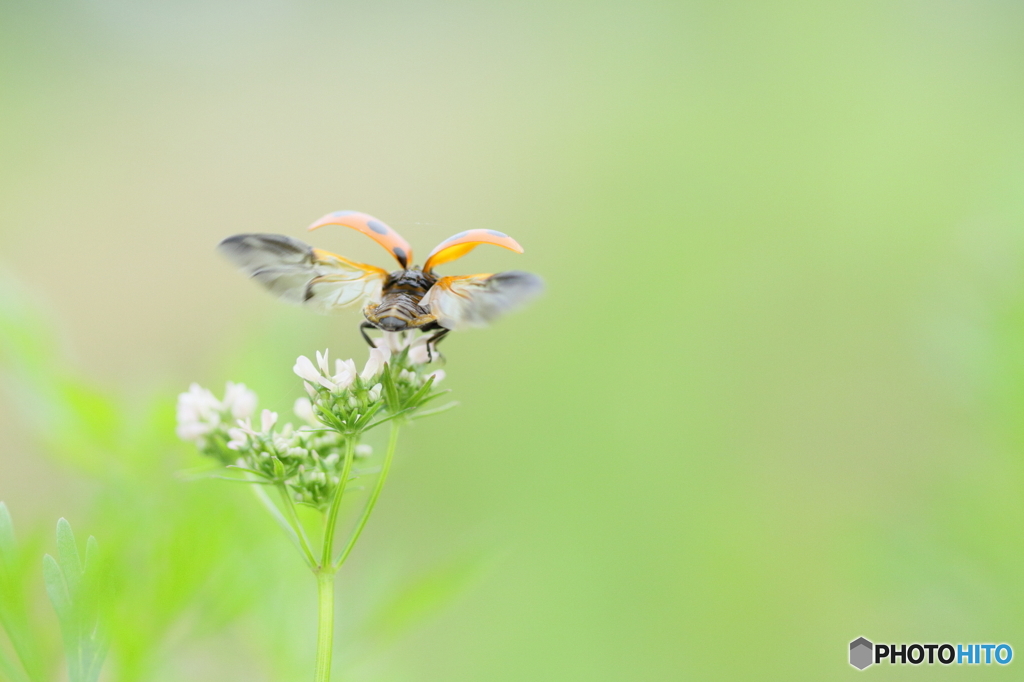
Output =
[
  {"x1": 307, "y1": 210, "x2": 414, "y2": 268},
  {"x1": 423, "y1": 229, "x2": 523, "y2": 272}
]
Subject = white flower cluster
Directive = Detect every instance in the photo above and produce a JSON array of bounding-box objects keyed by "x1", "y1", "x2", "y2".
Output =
[
  {"x1": 225, "y1": 412, "x2": 367, "y2": 508},
  {"x1": 176, "y1": 333, "x2": 451, "y2": 506},
  {"x1": 175, "y1": 381, "x2": 257, "y2": 449},
  {"x1": 375, "y1": 333, "x2": 446, "y2": 381},
  {"x1": 292, "y1": 348, "x2": 387, "y2": 396}
]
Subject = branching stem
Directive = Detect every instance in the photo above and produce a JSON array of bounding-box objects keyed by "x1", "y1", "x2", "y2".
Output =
[
  {"x1": 333, "y1": 423, "x2": 400, "y2": 570},
  {"x1": 275, "y1": 483, "x2": 317, "y2": 568},
  {"x1": 321, "y1": 437, "x2": 356, "y2": 568}
]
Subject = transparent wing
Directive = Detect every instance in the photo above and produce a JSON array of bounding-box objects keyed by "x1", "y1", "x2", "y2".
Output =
[
  {"x1": 217, "y1": 233, "x2": 388, "y2": 313},
  {"x1": 420, "y1": 271, "x2": 544, "y2": 331}
]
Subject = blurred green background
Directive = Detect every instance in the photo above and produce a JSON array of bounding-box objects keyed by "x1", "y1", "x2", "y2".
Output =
[{"x1": 2, "y1": 0, "x2": 1024, "y2": 679}]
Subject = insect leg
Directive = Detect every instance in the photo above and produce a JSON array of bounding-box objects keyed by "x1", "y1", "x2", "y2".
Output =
[
  {"x1": 359, "y1": 321, "x2": 379, "y2": 348},
  {"x1": 425, "y1": 328, "x2": 450, "y2": 363}
]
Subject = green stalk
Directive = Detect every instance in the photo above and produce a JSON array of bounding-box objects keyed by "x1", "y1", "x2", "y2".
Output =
[
  {"x1": 274, "y1": 483, "x2": 317, "y2": 568},
  {"x1": 321, "y1": 437, "x2": 355, "y2": 568},
  {"x1": 333, "y1": 423, "x2": 400, "y2": 570},
  {"x1": 311, "y1": 436, "x2": 356, "y2": 681},
  {"x1": 312, "y1": 422, "x2": 400, "y2": 678},
  {"x1": 313, "y1": 570, "x2": 334, "y2": 682}
]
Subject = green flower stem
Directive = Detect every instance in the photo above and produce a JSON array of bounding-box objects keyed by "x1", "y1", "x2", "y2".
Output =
[
  {"x1": 321, "y1": 437, "x2": 355, "y2": 568},
  {"x1": 313, "y1": 569, "x2": 335, "y2": 682},
  {"x1": 250, "y1": 482, "x2": 309, "y2": 563},
  {"x1": 333, "y1": 423, "x2": 400, "y2": 570},
  {"x1": 311, "y1": 436, "x2": 356, "y2": 681},
  {"x1": 275, "y1": 483, "x2": 317, "y2": 568}
]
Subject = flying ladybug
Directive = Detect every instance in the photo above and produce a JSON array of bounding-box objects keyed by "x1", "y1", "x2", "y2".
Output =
[{"x1": 217, "y1": 210, "x2": 543, "y2": 353}]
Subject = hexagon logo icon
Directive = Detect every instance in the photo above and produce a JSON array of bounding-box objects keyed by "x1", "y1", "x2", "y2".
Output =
[{"x1": 850, "y1": 637, "x2": 873, "y2": 670}]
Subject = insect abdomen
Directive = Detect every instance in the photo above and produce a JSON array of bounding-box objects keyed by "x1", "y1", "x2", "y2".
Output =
[{"x1": 366, "y1": 292, "x2": 432, "y2": 331}]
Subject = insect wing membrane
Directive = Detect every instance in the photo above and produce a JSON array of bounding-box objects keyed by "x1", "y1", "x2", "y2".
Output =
[
  {"x1": 217, "y1": 234, "x2": 388, "y2": 313},
  {"x1": 421, "y1": 271, "x2": 544, "y2": 330}
]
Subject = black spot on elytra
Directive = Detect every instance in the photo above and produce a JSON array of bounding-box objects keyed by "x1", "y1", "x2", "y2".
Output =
[
  {"x1": 367, "y1": 220, "x2": 388, "y2": 234},
  {"x1": 486, "y1": 229, "x2": 507, "y2": 237},
  {"x1": 392, "y1": 246, "x2": 407, "y2": 266},
  {"x1": 332, "y1": 210, "x2": 354, "y2": 217},
  {"x1": 447, "y1": 231, "x2": 470, "y2": 242}
]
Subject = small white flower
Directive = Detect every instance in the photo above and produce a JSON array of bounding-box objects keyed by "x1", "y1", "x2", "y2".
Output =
[
  {"x1": 315, "y1": 349, "x2": 331, "y2": 376},
  {"x1": 398, "y1": 369, "x2": 416, "y2": 383},
  {"x1": 375, "y1": 332, "x2": 406, "y2": 353},
  {"x1": 333, "y1": 358, "x2": 358, "y2": 390},
  {"x1": 226, "y1": 427, "x2": 249, "y2": 450},
  {"x1": 355, "y1": 444, "x2": 373, "y2": 457},
  {"x1": 294, "y1": 397, "x2": 316, "y2": 424},
  {"x1": 367, "y1": 383, "x2": 383, "y2": 402},
  {"x1": 407, "y1": 336, "x2": 431, "y2": 365},
  {"x1": 175, "y1": 383, "x2": 222, "y2": 444},
  {"x1": 234, "y1": 417, "x2": 258, "y2": 436},
  {"x1": 260, "y1": 409, "x2": 278, "y2": 433},
  {"x1": 222, "y1": 382, "x2": 258, "y2": 420},
  {"x1": 293, "y1": 355, "x2": 322, "y2": 384},
  {"x1": 361, "y1": 346, "x2": 391, "y2": 381}
]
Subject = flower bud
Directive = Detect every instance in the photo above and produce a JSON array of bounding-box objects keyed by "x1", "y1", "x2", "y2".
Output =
[
  {"x1": 333, "y1": 358, "x2": 358, "y2": 390},
  {"x1": 361, "y1": 346, "x2": 391, "y2": 381},
  {"x1": 408, "y1": 337, "x2": 431, "y2": 365},
  {"x1": 223, "y1": 382, "x2": 258, "y2": 419},
  {"x1": 294, "y1": 397, "x2": 317, "y2": 424}
]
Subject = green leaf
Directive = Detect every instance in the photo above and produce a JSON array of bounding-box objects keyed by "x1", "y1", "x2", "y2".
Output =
[
  {"x1": 45, "y1": 520, "x2": 108, "y2": 682},
  {"x1": 224, "y1": 465, "x2": 273, "y2": 480},
  {"x1": 404, "y1": 374, "x2": 436, "y2": 408},
  {"x1": 42, "y1": 554, "x2": 71, "y2": 622},
  {"x1": 45, "y1": 547, "x2": 82, "y2": 682},
  {"x1": 0, "y1": 506, "x2": 45, "y2": 682},
  {"x1": 0, "y1": 502, "x2": 14, "y2": 563},
  {"x1": 381, "y1": 363, "x2": 400, "y2": 412},
  {"x1": 84, "y1": 537, "x2": 98, "y2": 573},
  {"x1": 0, "y1": 520, "x2": 34, "y2": 682},
  {"x1": 409, "y1": 401, "x2": 460, "y2": 420},
  {"x1": 55, "y1": 519, "x2": 83, "y2": 601}
]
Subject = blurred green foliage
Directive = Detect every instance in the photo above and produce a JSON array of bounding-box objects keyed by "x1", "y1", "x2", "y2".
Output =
[
  {"x1": 42, "y1": 519, "x2": 106, "y2": 682},
  {"x1": 0, "y1": 502, "x2": 48, "y2": 682},
  {"x1": 0, "y1": 277, "x2": 481, "y2": 680},
  {"x1": 2, "y1": 0, "x2": 1024, "y2": 679}
]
